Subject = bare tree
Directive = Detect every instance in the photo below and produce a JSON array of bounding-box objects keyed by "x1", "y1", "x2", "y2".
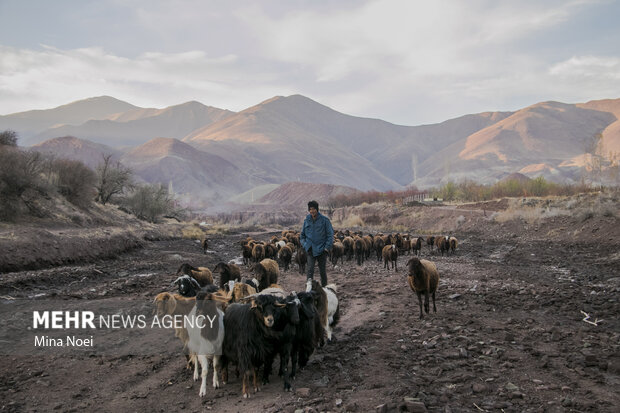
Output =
[{"x1": 95, "y1": 154, "x2": 133, "y2": 205}]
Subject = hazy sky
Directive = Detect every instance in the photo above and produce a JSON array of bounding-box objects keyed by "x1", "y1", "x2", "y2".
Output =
[{"x1": 1, "y1": 0, "x2": 619, "y2": 125}]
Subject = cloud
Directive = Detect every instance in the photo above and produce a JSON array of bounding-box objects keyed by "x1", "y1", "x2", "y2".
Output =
[
  {"x1": 550, "y1": 55, "x2": 620, "y2": 79},
  {"x1": 0, "y1": 0, "x2": 618, "y2": 125},
  {"x1": 239, "y1": 0, "x2": 587, "y2": 81},
  {"x1": 229, "y1": 0, "x2": 614, "y2": 123}
]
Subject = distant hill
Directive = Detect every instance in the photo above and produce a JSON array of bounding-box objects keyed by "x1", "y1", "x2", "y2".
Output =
[
  {"x1": 30, "y1": 101, "x2": 234, "y2": 147},
  {"x1": 499, "y1": 172, "x2": 532, "y2": 183},
  {"x1": 411, "y1": 100, "x2": 619, "y2": 187},
  {"x1": 119, "y1": 138, "x2": 256, "y2": 205},
  {"x1": 0, "y1": 96, "x2": 139, "y2": 144},
  {"x1": 256, "y1": 182, "x2": 360, "y2": 207},
  {"x1": 31, "y1": 136, "x2": 121, "y2": 169},
  {"x1": 183, "y1": 95, "x2": 404, "y2": 190}
]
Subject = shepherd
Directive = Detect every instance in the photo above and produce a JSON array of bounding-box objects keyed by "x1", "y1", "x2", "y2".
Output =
[{"x1": 300, "y1": 200, "x2": 334, "y2": 291}]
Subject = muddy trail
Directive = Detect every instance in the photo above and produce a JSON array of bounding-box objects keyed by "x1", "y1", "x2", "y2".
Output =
[{"x1": 1, "y1": 230, "x2": 619, "y2": 413}]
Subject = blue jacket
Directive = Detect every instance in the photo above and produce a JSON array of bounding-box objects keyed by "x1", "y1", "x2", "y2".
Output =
[{"x1": 300, "y1": 212, "x2": 334, "y2": 257}]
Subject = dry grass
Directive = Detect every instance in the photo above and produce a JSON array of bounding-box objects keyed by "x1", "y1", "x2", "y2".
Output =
[
  {"x1": 181, "y1": 223, "x2": 206, "y2": 239},
  {"x1": 492, "y1": 192, "x2": 619, "y2": 224},
  {"x1": 337, "y1": 214, "x2": 364, "y2": 228}
]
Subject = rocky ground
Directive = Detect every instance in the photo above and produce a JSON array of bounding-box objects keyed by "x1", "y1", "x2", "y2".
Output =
[{"x1": 1, "y1": 202, "x2": 619, "y2": 412}]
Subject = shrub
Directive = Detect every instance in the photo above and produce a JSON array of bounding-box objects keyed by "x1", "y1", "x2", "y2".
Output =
[
  {"x1": 0, "y1": 130, "x2": 18, "y2": 147},
  {"x1": 339, "y1": 214, "x2": 364, "y2": 227},
  {"x1": 182, "y1": 224, "x2": 205, "y2": 239},
  {"x1": 52, "y1": 159, "x2": 96, "y2": 207},
  {"x1": 0, "y1": 148, "x2": 46, "y2": 220},
  {"x1": 122, "y1": 184, "x2": 177, "y2": 223}
]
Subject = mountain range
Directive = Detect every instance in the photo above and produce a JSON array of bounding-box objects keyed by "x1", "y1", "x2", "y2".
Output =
[{"x1": 3, "y1": 94, "x2": 619, "y2": 208}]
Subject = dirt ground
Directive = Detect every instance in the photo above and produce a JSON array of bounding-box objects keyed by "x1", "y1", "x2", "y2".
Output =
[{"x1": 1, "y1": 206, "x2": 619, "y2": 412}]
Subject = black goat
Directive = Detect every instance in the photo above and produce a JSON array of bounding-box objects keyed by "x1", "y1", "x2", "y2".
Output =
[
  {"x1": 262, "y1": 294, "x2": 300, "y2": 391},
  {"x1": 291, "y1": 291, "x2": 324, "y2": 378},
  {"x1": 172, "y1": 274, "x2": 201, "y2": 297},
  {"x1": 220, "y1": 295, "x2": 281, "y2": 398}
]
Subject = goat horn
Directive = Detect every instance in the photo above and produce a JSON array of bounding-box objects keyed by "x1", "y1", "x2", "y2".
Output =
[
  {"x1": 190, "y1": 277, "x2": 201, "y2": 288},
  {"x1": 238, "y1": 294, "x2": 257, "y2": 303}
]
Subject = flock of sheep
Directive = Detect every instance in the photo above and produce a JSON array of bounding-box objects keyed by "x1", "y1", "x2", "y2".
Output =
[{"x1": 153, "y1": 229, "x2": 455, "y2": 399}]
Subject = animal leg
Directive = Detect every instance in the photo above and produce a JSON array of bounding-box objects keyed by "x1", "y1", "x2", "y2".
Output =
[
  {"x1": 193, "y1": 353, "x2": 199, "y2": 381},
  {"x1": 242, "y1": 372, "x2": 250, "y2": 398},
  {"x1": 291, "y1": 347, "x2": 298, "y2": 379},
  {"x1": 432, "y1": 291, "x2": 437, "y2": 313},
  {"x1": 424, "y1": 292, "x2": 430, "y2": 314},
  {"x1": 252, "y1": 368, "x2": 260, "y2": 393},
  {"x1": 198, "y1": 354, "x2": 209, "y2": 397},
  {"x1": 212, "y1": 355, "x2": 220, "y2": 389},
  {"x1": 280, "y1": 347, "x2": 292, "y2": 391},
  {"x1": 417, "y1": 292, "x2": 423, "y2": 319}
]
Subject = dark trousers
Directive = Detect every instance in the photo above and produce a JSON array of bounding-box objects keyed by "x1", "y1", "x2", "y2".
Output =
[{"x1": 306, "y1": 250, "x2": 328, "y2": 287}]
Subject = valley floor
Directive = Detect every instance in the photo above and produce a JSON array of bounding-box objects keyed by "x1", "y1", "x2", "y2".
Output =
[{"x1": 1, "y1": 219, "x2": 619, "y2": 412}]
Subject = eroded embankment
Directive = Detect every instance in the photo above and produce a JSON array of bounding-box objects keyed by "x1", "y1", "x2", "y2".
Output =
[{"x1": 0, "y1": 226, "x2": 181, "y2": 273}]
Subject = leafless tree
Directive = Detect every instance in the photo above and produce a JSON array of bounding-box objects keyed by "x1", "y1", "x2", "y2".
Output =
[{"x1": 95, "y1": 154, "x2": 133, "y2": 205}]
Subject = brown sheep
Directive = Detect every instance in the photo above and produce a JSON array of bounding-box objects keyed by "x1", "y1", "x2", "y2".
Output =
[
  {"x1": 252, "y1": 258, "x2": 279, "y2": 291},
  {"x1": 153, "y1": 292, "x2": 196, "y2": 343},
  {"x1": 330, "y1": 241, "x2": 345, "y2": 266},
  {"x1": 374, "y1": 236, "x2": 385, "y2": 261},
  {"x1": 229, "y1": 282, "x2": 257, "y2": 302},
  {"x1": 213, "y1": 262, "x2": 241, "y2": 290},
  {"x1": 285, "y1": 241, "x2": 296, "y2": 253},
  {"x1": 252, "y1": 243, "x2": 265, "y2": 263},
  {"x1": 401, "y1": 237, "x2": 411, "y2": 255},
  {"x1": 353, "y1": 236, "x2": 364, "y2": 266},
  {"x1": 411, "y1": 237, "x2": 423, "y2": 256},
  {"x1": 278, "y1": 245, "x2": 293, "y2": 271},
  {"x1": 382, "y1": 244, "x2": 398, "y2": 271},
  {"x1": 342, "y1": 236, "x2": 354, "y2": 261},
  {"x1": 242, "y1": 244, "x2": 253, "y2": 265},
  {"x1": 295, "y1": 248, "x2": 307, "y2": 275},
  {"x1": 406, "y1": 257, "x2": 439, "y2": 319},
  {"x1": 201, "y1": 238, "x2": 209, "y2": 254},
  {"x1": 435, "y1": 236, "x2": 448, "y2": 256},
  {"x1": 176, "y1": 263, "x2": 214, "y2": 286},
  {"x1": 362, "y1": 235, "x2": 373, "y2": 260},
  {"x1": 153, "y1": 292, "x2": 197, "y2": 370},
  {"x1": 426, "y1": 236, "x2": 435, "y2": 251},
  {"x1": 449, "y1": 236, "x2": 458, "y2": 255}
]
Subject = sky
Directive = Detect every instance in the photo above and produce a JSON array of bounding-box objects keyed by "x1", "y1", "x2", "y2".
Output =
[{"x1": 0, "y1": 0, "x2": 619, "y2": 126}]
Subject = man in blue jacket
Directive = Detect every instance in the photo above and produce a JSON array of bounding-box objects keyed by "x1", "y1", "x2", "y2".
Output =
[{"x1": 301, "y1": 200, "x2": 334, "y2": 291}]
